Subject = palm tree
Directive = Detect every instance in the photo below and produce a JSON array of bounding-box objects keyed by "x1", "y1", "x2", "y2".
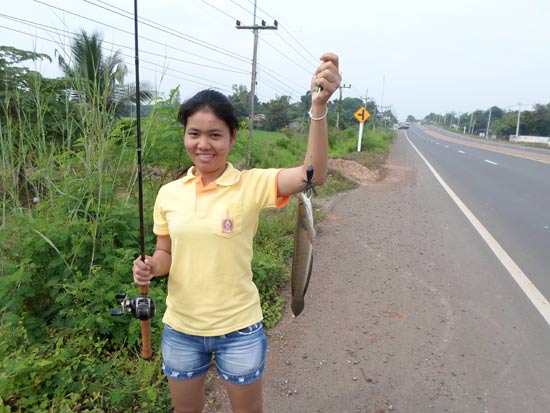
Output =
[{"x1": 59, "y1": 30, "x2": 153, "y2": 117}]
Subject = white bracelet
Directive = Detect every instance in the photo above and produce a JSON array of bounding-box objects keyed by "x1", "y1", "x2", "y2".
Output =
[{"x1": 308, "y1": 106, "x2": 328, "y2": 121}]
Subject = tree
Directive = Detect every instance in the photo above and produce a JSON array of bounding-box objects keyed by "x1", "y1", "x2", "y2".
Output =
[
  {"x1": 58, "y1": 30, "x2": 153, "y2": 117},
  {"x1": 262, "y1": 95, "x2": 291, "y2": 131},
  {"x1": 523, "y1": 104, "x2": 550, "y2": 136},
  {"x1": 491, "y1": 111, "x2": 518, "y2": 138},
  {"x1": 229, "y1": 84, "x2": 252, "y2": 119}
]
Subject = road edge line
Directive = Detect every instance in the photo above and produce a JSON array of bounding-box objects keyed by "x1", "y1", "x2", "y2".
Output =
[{"x1": 405, "y1": 132, "x2": 550, "y2": 326}]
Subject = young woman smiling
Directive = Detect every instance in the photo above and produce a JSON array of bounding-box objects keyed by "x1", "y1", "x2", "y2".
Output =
[{"x1": 133, "y1": 52, "x2": 341, "y2": 413}]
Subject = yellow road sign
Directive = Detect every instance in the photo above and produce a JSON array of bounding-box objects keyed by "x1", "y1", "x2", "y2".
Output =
[{"x1": 354, "y1": 107, "x2": 370, "y2": 123}]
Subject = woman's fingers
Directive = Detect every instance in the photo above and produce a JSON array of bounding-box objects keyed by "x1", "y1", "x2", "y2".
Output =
[
  {"x1": 312, "y1": 53, "x2": 341, "y2": 103},
  {"x1": 133, "y1": 256, "x2": 154, "y2": 285}
]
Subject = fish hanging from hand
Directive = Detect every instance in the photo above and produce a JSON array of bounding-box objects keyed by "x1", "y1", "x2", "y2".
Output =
[{"x1": 291, "y1": 166, "x2": 316, "y2": 317}]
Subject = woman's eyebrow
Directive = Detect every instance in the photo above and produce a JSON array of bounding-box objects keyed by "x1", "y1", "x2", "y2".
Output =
[{"x1": 187, "y1": 127, "x2": 224, "y2": 133}]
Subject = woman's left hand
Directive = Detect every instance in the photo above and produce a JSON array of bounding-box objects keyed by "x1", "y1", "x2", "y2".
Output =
[{"x1": 311, "y1": 52, "x2": 341, "y2": 106}]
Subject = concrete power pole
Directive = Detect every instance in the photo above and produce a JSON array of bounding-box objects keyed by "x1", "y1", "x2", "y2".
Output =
[
  {"x1": 335, "y1": 81, "x2": 351, "y2": 129},
  {"x1": 486, "y1": 107, "x2": 492, "y2": 139},
  {"x1": 515, "y1": 103, "x2": 522, "y2": 138},
  {"x1": 236, "y1": 2, "x2": 277, "y2": 167}
]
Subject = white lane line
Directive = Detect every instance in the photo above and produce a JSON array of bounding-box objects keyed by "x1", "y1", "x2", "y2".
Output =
[
  {"x1": 485, "y1": 160, "x2": 498, "y2": 165},
  {"x1": 458, "y1": 150, "x2": 465, "y2": 154},
  {"x1": 444, "y1": 145, "x2": 449, "y2": 148},
  {"x1": 406, "y1": 133, "x2": 550, "y2": 327}
]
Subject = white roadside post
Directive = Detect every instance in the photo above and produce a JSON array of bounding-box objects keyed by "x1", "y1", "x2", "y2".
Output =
[
  {"x1": 354, "y1": 106, "x2": 370, "y2": 152},
  {"x1": 357, "y1": 121, "x2": 365, "y2": 152}
]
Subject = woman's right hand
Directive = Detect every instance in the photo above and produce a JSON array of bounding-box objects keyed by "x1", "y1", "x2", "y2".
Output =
[{"x1": 133, "y1": 256, "x2": 155, "y2": 286}]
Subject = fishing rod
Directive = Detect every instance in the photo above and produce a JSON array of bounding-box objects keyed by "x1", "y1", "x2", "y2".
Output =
[{"x1": 111, "y1": 0, "x2": 155, "y2": 360}]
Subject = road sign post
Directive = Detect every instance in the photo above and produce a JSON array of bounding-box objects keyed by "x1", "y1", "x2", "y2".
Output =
[{"x1": 354, "y1": 107, "x2": 371, "y2": 152}]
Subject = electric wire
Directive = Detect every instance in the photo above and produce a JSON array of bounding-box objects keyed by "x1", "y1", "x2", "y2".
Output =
[
  {"x1": 244, "y1": 0, "x2": 319, "y2": 63},
  {"x1": 83, "y1": 0, "x2": 248, "y2": 63},
  {"x1": 197, "y1": 0, "x2": 318, "y2": 97},
  {"x1": 0, "y1": 22, "x2": 239, "y2": 93},
  {"x1": 0, "y1": 14, "x2": 249, "y2": 75},
  {"x1": 71, "y1": 0, "x2": 305, "y2": 99},
  {"x1": 201, "y1": 0, "x2": 239, "y2": 21},
  {"x1": 9, "y1": 0, "x2": 322, "y2": 102},
  {"x1": 34, "y1": 0, "x2": 251, "y2": 65}
]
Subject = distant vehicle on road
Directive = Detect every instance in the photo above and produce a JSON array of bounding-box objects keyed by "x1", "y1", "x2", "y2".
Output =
[{"x1": 398, "y1": 122, "x2": 409, "y2": 129}]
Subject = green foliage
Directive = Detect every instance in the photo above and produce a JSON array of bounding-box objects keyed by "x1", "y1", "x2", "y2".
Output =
[{"x1": 1, "y1": 47, "x2": 389, "y2": 410}]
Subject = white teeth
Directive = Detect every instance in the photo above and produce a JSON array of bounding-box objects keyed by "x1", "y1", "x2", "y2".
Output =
[{"x1": 198, "y1": 154, "x2": 213, "y2": 160}]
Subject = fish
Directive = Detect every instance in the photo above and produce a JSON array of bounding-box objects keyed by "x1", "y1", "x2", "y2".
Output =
[{"x1": 290, "y1": 191, "x2": 315, "y2": 317}]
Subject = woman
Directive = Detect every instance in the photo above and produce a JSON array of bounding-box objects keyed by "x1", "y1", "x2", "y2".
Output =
[{"x1": 133, "y1": 52, "x2": 340, "y2": 413}]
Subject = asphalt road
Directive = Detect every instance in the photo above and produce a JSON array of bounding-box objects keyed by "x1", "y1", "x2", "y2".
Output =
[
  {"x1": 260, "y1": 132, "x2": 550, "y2": 413},
  {"x1": 406, "y1": 125, "x2": 550, "y2": 301}
]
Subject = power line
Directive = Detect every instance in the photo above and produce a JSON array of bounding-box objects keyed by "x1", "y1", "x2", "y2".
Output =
[
  {"x1": 260, "y1": 37, "x2": 312, "y2": 76},
  {"x1": 34, "y1": 0, "x2": 250, "y2": 65},
  {"x1": 200, "y1": 0, "x2": 239, "y2": 21},
  {"x1": 8, "y1": 0, "x2": 321, "y2": 103},
  {"x1": 244, "y1": 0, "x2": 319, "y2": 63},
  {"x1": 197, "y1": 0, "x2": 318, "y2": 94},
  {"x1": 2, "y1": 13, "x2": 302, "y2": 102},
  {"x1": 0, "y1": 22, "x2": 238, "y2": 93},
  {"x1": 0, "y1": 14, "x2": 249, "y2": 75},
  {"x1": 85, "y1": 0, "x2": 248, "y2": 64},
  {"x1": 77, "y1": 0, "x2": 307, "y2": 100}
]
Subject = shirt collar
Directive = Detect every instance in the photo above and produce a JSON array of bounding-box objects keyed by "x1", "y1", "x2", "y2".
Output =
[{"x1": 181, "y1": 162, "x2": 241, "y2": 186}]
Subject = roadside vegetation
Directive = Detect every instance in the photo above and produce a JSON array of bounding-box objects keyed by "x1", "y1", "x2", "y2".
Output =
[
  {"x1": 417, "y1": 104, "x2": 550, "y2": 140},
  {"x1": 0, "y1": 39, "x2": 395, "y2": 412}
]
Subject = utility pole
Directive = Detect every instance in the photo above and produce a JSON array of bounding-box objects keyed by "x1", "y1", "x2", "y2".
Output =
[
  {"x1": 335, "y1": 80, "x2": 351, "y2": 129},
  {"x1": 486, "y1": 107, "x2": 492, "y2": 139},
  {"x1": 379, "y1": 75, "x2": 385, "y2": 130},
  {"x1": 515, "y1": 103, "x2": 522, "y2": 139},
  {"x1": 236, "y1": 1, "x2": 277, "y2": 167}
]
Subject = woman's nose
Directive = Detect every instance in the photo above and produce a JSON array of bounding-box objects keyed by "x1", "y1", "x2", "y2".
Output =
[{"x1": 197, "y1": 135, "x2": 210, "y2": 149}]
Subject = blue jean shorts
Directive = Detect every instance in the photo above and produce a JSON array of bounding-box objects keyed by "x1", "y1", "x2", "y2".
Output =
[{"x1": 161, "y1": 322, "x2": 267, "y2": 385}]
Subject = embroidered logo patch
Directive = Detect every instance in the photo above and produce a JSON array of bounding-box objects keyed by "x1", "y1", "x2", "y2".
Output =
[{"x1": 221, "y1": 217, "x2": 234, "y2": 234}]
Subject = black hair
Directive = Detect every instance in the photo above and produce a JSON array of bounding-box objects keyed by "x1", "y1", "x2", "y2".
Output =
[{"x1": 177, "y1": 89, "x2": 239, "y2": 133}]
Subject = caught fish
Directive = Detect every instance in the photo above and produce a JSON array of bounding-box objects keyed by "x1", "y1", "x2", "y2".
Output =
[{"x1": 291, "y1": 167, "x2": 316, "y2": 317}]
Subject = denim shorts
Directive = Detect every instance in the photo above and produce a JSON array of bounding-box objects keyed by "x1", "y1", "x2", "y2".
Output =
[{"x1": 161, "y1": 322, "x2": 267, "y2": 385}]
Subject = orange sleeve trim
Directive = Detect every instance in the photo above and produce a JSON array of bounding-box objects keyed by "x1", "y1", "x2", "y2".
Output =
[
  {"x1": 153, "y1": 231, "x2": 170, "y2": 236},
  {"x1": 275, "y1": 170, "x2": 290, "y2": 208}
]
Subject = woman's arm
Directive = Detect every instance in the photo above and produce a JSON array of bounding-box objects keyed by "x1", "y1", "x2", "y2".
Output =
[{"x1": 277, "y1": 52, "x2": 341, "y2": 197}]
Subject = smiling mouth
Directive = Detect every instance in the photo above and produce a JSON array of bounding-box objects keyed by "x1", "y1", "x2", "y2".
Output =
[{"x1": 197, "y1": 154, "x2": 214, "y2": 161}]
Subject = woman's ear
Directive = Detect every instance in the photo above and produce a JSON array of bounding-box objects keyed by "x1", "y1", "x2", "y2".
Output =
[{"x1": 230, "y1": 129, "x2": 237, "y2": 147}]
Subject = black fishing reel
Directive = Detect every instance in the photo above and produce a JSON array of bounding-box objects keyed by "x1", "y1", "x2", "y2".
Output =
[{"x1": 111, "y1": 293, "x2": 155, "y2": 321}]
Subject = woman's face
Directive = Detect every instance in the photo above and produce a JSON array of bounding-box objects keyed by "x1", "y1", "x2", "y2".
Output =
[{"x1": 184, "y1": 108, "x2": 236, "y2": 182}]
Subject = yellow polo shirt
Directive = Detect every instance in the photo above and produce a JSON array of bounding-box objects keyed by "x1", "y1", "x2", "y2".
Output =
[{"x1": 153, "y1": 163, "x2": 289, "y2": 336}]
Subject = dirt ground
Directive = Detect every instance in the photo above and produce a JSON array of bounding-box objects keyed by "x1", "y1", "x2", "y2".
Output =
[{"x1": 202, "y1": 155, "x2": 410, "y2": 412}]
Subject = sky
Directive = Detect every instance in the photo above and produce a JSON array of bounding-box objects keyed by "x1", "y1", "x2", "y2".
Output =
[{"x1": 1, "y1": 0, "x2": 549, "y2": 120}]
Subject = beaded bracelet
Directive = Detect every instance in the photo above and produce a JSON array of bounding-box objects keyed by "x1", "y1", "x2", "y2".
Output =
[{"x1": 308, "y1": 106, "x2": 328, "y2": 121}]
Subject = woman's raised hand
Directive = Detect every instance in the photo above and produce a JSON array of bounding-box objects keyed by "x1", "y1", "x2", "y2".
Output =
[{"x1": 311, "y1": 52, "x2": 341, "y2": 105}]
